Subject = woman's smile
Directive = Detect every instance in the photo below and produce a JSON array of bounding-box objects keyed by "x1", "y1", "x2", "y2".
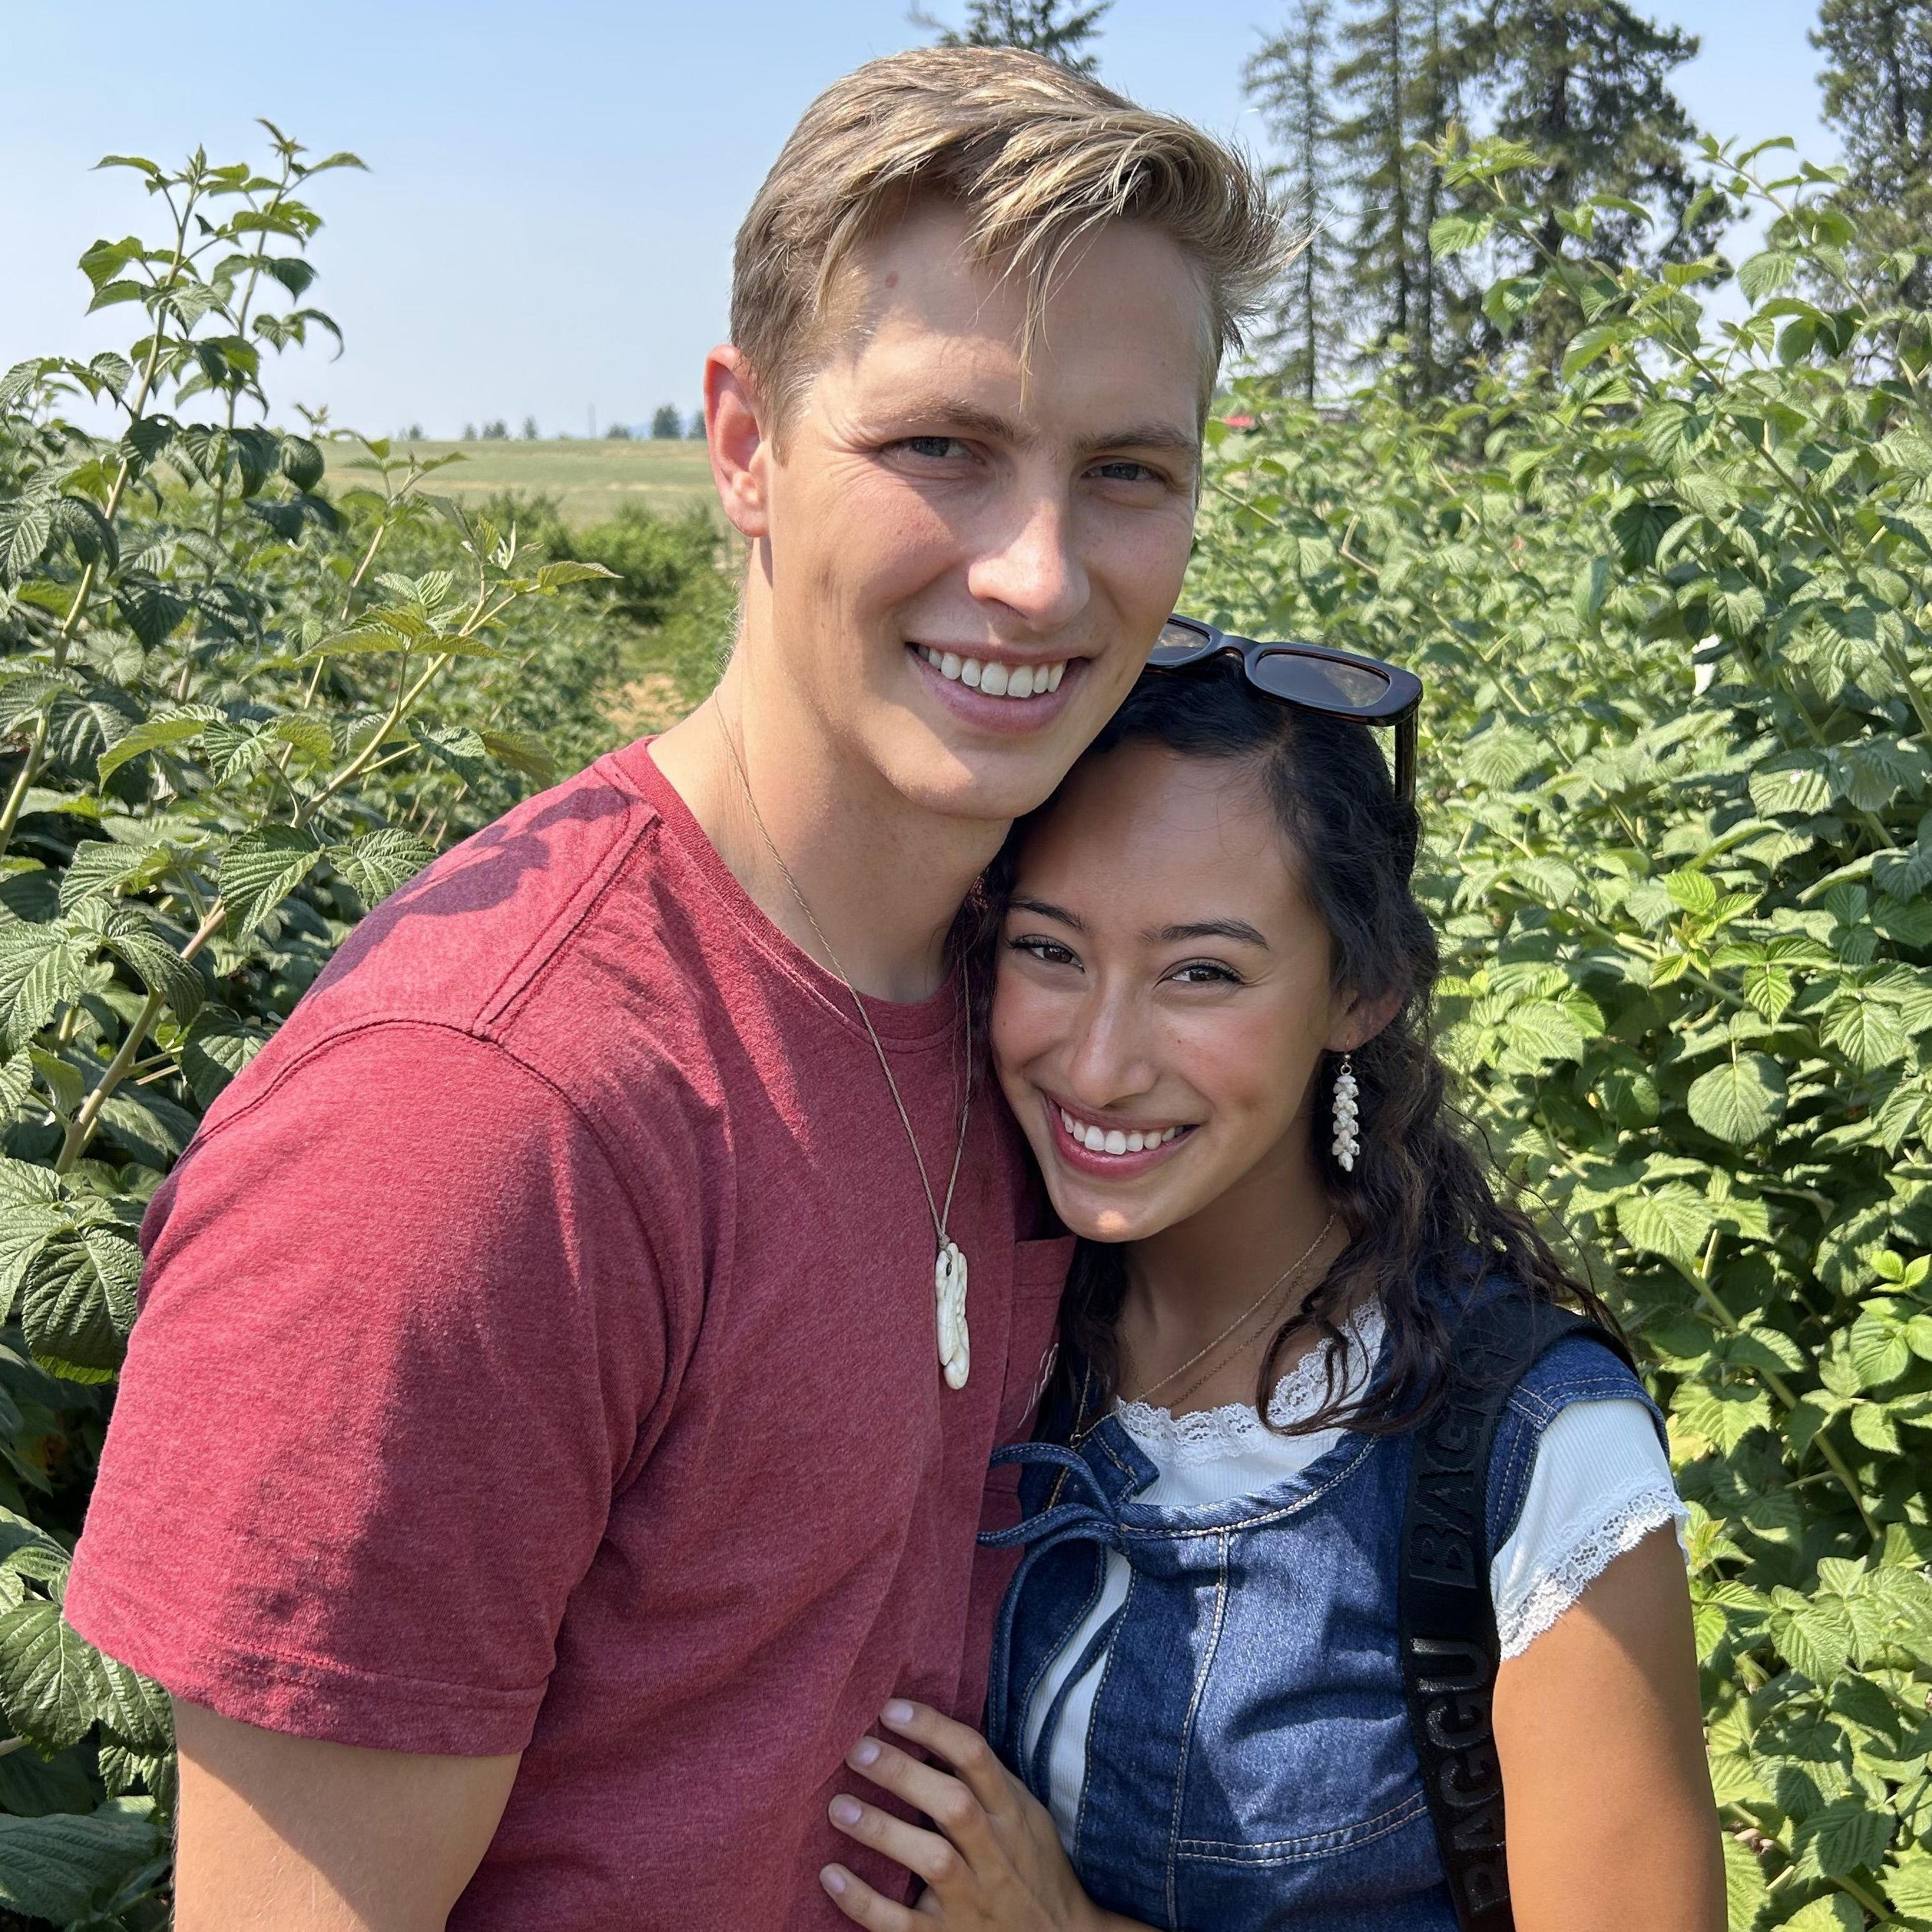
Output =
[{"x1": 1044, "y1": 1093, "x2": 1199, "y2": 1178}]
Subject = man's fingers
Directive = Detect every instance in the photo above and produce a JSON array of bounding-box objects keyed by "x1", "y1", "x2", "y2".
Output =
[
  {"x1": 820, "y1": 1864, "x2": 923, "y2": 1931},
  {"x1": 878, "y1": 1700, "x2": 1014, "y2": 1815},
  {"x1": 846, "y1": 1735, "x2": 996, "y2": 1855},
  {"x1": 828, "y1": 1794, "x2": 969, "y2": 1891}
]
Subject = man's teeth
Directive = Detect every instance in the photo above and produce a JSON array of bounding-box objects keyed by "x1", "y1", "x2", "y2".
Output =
[
  {"x1": 918, "y1": 646, "x2": 1067, "y2": 699},
  {"x1": 1059, "y1": 1107, "x2": 1184, "y2": 1155}
]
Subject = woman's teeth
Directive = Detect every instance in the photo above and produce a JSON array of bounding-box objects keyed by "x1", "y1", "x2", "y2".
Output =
[
  {"x1": 918, "y1": 646, "x2": 1067, "y2": 699},
  {"x1": 1059, "y1": 1107, "x2": 1184, "y2": 1156}
]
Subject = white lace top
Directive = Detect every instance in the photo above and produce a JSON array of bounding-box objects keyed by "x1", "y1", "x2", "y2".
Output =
[{"x1": 1024, "y1": 1301, "x2": 1688, "y2": 1845}]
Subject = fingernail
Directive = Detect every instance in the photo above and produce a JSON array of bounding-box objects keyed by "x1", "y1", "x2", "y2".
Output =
[
  {"x1": 882, "y1": 1699, "x2": 916, "y2": 1726},
  {"x1": 821, "y1": 1867, "x2": 848, "y2": 1897},
  {"x1": 830, "y1": 1795, "x2": 863, "y2": 1827},
  {"x1": 851, "y1": 1737, "x2": 880, "y2": 1767}
]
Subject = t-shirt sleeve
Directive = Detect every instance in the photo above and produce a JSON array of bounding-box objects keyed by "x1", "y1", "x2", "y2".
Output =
[
  {"x1": 1489, "y1": 1397, "x2": 1688, "y2": 1662},
  {"x1": 64, "y1": 1021, "x2": 667, "y2": 1757}
]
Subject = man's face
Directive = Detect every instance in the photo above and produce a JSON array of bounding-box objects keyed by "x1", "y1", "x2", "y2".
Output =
[{"x1": 747, "y1": 204, "x2": 1208, "y2": 826}]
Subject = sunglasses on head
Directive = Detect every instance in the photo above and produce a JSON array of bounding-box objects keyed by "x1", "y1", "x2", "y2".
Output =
[{"x1": 1147, "y1": 616, "x2": 1424, "y2": 805}]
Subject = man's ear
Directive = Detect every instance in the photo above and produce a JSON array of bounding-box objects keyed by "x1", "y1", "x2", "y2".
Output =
[
  {"x1": 704, "y1": 345, "x2": 772, "y2": 541},
  {"x1": 1329, "y1": 989, "x2": 1403, "y2": 1057}
]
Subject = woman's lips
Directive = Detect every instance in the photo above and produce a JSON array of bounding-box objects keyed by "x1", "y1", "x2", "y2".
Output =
[{"x1": 1043, "y1": 1094, "x2": 1196, "y2": 1179}]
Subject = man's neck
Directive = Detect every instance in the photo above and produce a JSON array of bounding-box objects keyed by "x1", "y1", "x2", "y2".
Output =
[{"x1": 650, "y1": 668, "x2": 1006, "y2": 1004}]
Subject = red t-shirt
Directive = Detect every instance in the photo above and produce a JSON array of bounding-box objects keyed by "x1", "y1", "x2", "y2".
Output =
[{"x1": 65, "y1": 738, "x2": 1070, "y2": 1930}]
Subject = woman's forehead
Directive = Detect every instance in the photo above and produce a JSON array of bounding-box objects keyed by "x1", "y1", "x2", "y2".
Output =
[{"x1": 1015, "y1": 742, "x2": 1299, "y2": 909}]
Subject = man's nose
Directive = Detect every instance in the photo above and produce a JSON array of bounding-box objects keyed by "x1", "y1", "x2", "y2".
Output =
[{"x1": 966, "y1": 487, "x2": 1089, "y2": 633}]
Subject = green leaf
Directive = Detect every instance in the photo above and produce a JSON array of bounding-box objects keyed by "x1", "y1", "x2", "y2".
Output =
[
  {"x1": 328, "y1": 827, "x2": 432, "y2": 908},
  {"x1": 218, "y1": 825, "x2": 324, "y2": 936},
  {"x1": 20, "y1": 1225, "x2": 140, "y2": 1383},
  {"x1": 1822, "y1": 994, "x2": 1911, "y2": 1072},
  {"x1": 94, "y1": 705, "x2": 222, "y2": 783},
  {"x1": 1720, "y1": 1833, "x2": 1767, "y2": 1928},
  {"x1": 0, "y1": 1802, "x2": 162, "y2": 1921},
  {"x1": 180, "y1": 1007, "x2": 268, "y2": 1109},
  {"x1": 1795, "y1": 1795, "x2": 1893, "y2": 1877},
  {"x1": 1687, "y1": 1054, "x2": 1786, "y2": 1143},
  {"x1": 0, "y1": 1601, "x2": 99, "y2": 1753},
  {"x1": 1620, "y1": 1182, "x2": 1714, "y2": 1264},
  {"x1": 1500, "y1": 999, "x2": 1587, "y2": 1066}
]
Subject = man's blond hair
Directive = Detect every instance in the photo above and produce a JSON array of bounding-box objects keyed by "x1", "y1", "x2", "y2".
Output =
[{"x1": 732, "y1": 47, "x2": 1285, "y2": 432}]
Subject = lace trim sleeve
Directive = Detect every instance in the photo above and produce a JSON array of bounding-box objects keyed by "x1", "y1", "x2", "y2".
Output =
[{"x1": 1491, "y1": 1398, "x2": 1688, "y2": 1662}]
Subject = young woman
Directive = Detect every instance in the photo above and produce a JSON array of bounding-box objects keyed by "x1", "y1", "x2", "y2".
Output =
[{"x1": 817, "y1": 638, "x2": 1725, "y2": 1931}]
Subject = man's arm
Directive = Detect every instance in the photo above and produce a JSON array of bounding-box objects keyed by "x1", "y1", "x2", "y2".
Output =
[
  {"x1": 1492, "y1": 1529, "x2": 1725, "y2": 1931},
  {"x1": 172, "y1": 1699, "x2": 521, "y2": 1932}
]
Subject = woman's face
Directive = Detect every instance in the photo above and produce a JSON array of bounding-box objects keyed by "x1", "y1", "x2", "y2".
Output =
[{"x1": 993, "y1": 737, "x2": 1367, "y2": 1245}]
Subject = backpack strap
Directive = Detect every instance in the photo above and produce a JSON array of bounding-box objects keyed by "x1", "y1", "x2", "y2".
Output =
[{"x1": 1398, "y1": 1295, "x2": 1636, "y2": 1928}]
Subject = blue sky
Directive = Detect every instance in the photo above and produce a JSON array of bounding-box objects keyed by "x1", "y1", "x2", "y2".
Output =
[{"x1": 3, "y1": 0, "x2": 1837, "y2": 439}]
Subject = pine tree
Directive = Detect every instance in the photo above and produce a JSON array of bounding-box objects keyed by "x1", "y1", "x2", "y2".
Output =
[
  {"x1": 1464, "y1": 1, "x2": 1717, "y2": 321},
  {"x1": 1247, "y1": 1, "x2": 1343, "y2": 400},
  {"x1": 1330, "y1": 0, "x2": 1465, "y2": 394},
  {"x1": 651, "y1": 404, "x2": 684, "y2": 440},
  {"x1": 912, "y1": 0, "x2": 1112, "y2": 74},
  {"x1": 1812, "y1": 0, "x2": 1932, "y2": 308}
]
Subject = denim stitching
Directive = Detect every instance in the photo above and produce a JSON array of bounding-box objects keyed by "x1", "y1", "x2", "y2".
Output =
[
  {"x1": 1166, "y1": 1530, "x2": 1230, "y2": 1930},
  {"x1": 1071, "y1": 1565, "x2": 1137, "y2": 1874},
  {"x1": 1178, "y1": 1788, "x2": 1431, "y2": 1865},
  {"x1": 1117, "y1": 1435, "x2": 1378, "y2": 1542},
  {"x1": 1015, "y1": 1549, "x2": 1111, "y2": 1803}
]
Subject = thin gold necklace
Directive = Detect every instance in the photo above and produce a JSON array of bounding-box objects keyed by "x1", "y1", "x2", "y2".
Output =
[
  {"x1": 714, "y1": 707, "x2": 976, "y2": 1389},
  {"x1": 1120, "y1": 1213, "x2": 1337, "y2": 1409}
]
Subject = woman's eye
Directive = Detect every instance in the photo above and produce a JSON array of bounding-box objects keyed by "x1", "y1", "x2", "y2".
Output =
[
  {"x1": 1009, "y1": 935, "x2": 1078, "y2": 968},
  {"x1": 1170, "y1": 961, "x2": 1242, "y2": 986}
]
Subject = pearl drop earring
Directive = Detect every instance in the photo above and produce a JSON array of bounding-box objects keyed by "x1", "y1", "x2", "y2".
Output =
[{"x1": 1331, "y1": 1053, "x2": 1361, "y2": 1173}]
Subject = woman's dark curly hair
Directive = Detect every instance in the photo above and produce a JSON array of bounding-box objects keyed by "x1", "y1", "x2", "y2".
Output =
[{"x1": 993, "y1": 654, "x2": 1613, "y2": 1438}]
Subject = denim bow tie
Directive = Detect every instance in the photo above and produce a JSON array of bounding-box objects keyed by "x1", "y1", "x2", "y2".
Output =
[{"x1": 978, "y1": 1437, "x2": 1148, "y2": 1789}]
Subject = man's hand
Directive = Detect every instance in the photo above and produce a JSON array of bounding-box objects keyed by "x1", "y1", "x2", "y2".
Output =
[
  {"x1": 172, "y1": 1697, "x2": 521, "y2": 1931},
  {"x1": 819, "y1": 1700, "x2": 1149, "y2": 1932}
]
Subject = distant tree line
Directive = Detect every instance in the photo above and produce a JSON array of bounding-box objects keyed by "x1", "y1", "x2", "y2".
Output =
[{"x1": 440, "y1": 409, "x2": 707, "y2": 442}]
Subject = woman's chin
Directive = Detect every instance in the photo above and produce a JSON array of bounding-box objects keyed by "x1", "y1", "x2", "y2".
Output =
[{"x1": 1042, "y1": 1178, "x2": 1174, "y2": 1245}]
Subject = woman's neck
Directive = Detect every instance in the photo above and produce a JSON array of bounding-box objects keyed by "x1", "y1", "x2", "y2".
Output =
[{"x1": 1119, "y1": 1135, "x2": 1343, "y2": 1363}]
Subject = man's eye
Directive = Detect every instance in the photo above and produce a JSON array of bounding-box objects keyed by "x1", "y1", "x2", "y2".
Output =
[
  {"x1": 1091, "y1": 460, "x2": 1165, "y2": 485},
  {"x1": 897, "y1": 435, "x2": 971, "y2": 461}
]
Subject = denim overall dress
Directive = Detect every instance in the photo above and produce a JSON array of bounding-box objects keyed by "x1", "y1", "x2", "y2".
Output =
[{"x1": 981, "y1": 1314, "x2": 1662, "y2": 1932}]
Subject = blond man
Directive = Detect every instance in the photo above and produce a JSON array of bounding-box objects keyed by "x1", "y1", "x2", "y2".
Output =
[{"x1": 66, "y1": 47, "x2": 1281, "y2": 1931}]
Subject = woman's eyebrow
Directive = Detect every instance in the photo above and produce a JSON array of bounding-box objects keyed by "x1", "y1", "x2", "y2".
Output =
[
  {"x1": 1008, "y1": 895, "x2": 1084, "y2": 929},
  {"x1": 1147, "y1": 918, "x2": 1271, "y2": 948}
]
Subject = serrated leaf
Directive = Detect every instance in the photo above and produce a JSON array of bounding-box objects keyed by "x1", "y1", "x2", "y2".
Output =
[
  {"x1": 1720, "y1": 1833, "x2": 1767, "y2": 1927},
  {"x1": 94, "y1": 706, "x2": 221, "y2": 784},
  {"x1": 21, "y1": 1226, "x2": 140, "y2": 1382},
  {"x1": 217, "y1": 825, "x2": 323, "y2": 937},
  {"x1": 1796, "y1": 1796, "x2": 1893, "y2": 1877},
  {"x1": 180, "y1": 1007, "x2": 268, "y2": 1109},
  {"x1": 0, "y1": 1601, "x2": 99, "y2": 1753},
  {"x1": 0, "y1": 1802, "x2": 161, "y2": 1920},
  {"x1": 328, "y1": 827, "x2": 432, "y2": 908},
  {"x1": 1687, "y1": 1054, "x2": 1786, "y2": 1143},
  {"x1": 1620, "y1": 1182, "x2": 1714, "y2": 1263}
]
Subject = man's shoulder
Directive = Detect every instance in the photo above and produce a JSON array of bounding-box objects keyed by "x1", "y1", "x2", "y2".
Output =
[{"x1": 301, "y1": 742, "x2": 674, "y2": 1035}]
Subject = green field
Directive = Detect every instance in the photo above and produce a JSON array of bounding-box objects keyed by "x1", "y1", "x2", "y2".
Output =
[{"x1": 324, "y1": 437, "x2": 720, "y2": 527}]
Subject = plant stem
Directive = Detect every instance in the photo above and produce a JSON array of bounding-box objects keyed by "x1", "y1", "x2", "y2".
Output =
[{"x1": 54, "y1": 904, "x2": 223, "y2": 1173}]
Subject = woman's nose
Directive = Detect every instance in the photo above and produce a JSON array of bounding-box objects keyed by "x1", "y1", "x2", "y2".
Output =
[{"x1": 1061, "y1": 997, "x2": 1158, "y2": 1111}]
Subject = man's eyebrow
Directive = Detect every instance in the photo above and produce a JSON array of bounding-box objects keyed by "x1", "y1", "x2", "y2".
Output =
[
  {"x1": 880, "y1": 397, "x2": 1200, "y2": 461},
  {"x1": 1007, "y1": 895, "x2": 1085, "y2": 931},
  {"x1": 1148, "y1": 918, "x2": 1271, "y2": 948}
]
